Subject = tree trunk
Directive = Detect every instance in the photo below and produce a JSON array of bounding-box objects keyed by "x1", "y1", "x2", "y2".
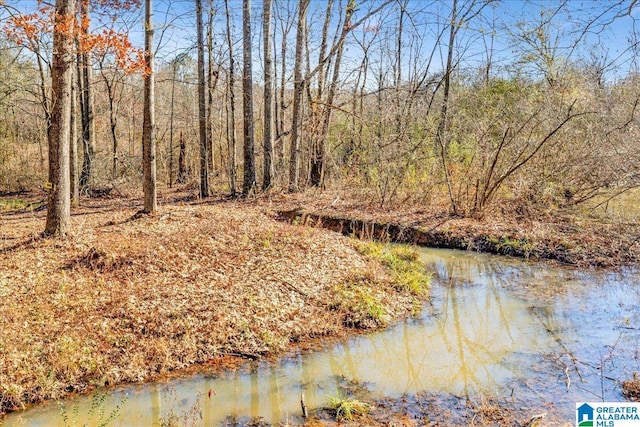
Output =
[
  {"x1": 98, "y1": 68, "x2": 120, "y2": 180},
  {"x1": 177, "y1": 131, "x2": 187, "y2": 184},
  {"x1": 196, "y1": 0, "x2": 209, "y2": 197},
  {"x1": 242, "y1": 0, "x2": 256, "y2": 196},
  {"x1": 262, "y1": 0, "x2": 273, "y2": 190},
  {"x1": 78, "y1": 0, "x2": 95, "y2": 189},
  {"x1": 288, "y1": 0, "x2": 309, "y2": 192},
  {"x1": 70, "y1": 66, "x2": 79, "y2": 206},
  {"x1": 275, "y1": 8, "x2": 291, "y2": 177},
  {"x1": 168, "y1": 59, "x2": 177, "y2": 186},
  {"x1": 45, "y1": 0, "x2": 76, "y2": 236},
  {"x1": 307, "y1": 0, "x2": 333, "y2": 188},
  {"x1": 436, "y1": 0, "x2": 458, "y2": 215},
  {"x1": 310, "y1": 0, "x2": 355, "y2": 187},
  {"x1": 142, "y1": 0, "x2": 157, "y2": 213},
  {"x1": 224, "y1": 0, "x2": 237, "y2": 196},
  {"x1": 207, "y1": 0, "x2": 217, "y2": 176}
]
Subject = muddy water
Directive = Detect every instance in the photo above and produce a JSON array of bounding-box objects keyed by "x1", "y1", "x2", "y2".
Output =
[{"x1": 4, "y1": 248, "x2": 639, "y2": 426}]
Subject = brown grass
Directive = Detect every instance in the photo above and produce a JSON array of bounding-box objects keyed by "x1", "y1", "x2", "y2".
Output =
[
  {"x1": 622, "y1": 373, "x2": 640, "y2": 401},
  {"x1": 0, "y1": 192, "x2": 420, "y2": 415}
]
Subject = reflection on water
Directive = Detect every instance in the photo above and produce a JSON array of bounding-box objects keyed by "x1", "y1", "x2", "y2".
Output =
[{"x1": 4, "y1": 248, "x2": 639, "y2": 426}]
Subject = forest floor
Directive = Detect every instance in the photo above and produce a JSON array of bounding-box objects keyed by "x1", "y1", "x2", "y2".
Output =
[{"x1": 0, "y1": 185, "x2": 638, "y2": 426}]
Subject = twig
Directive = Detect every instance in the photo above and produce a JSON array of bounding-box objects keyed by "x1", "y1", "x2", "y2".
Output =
[
  {"x1": 300, "y1": 392, "x2": 308, "y2": 418},
  {"x1": 522, "y1": 412, "x2": 546, "y2": 427}
]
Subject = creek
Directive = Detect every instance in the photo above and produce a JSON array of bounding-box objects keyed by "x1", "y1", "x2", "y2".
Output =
[{"x1": 4, "y1": 248, "x2": 639, "y2": 426}]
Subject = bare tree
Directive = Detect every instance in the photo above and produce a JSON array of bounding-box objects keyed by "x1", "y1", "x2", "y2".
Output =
[
  {"x1": 206, "y1": 0, "x2": 219, "y2": 177},
  {"x1": 435, "y1": 0, "x2": 492, "y2": 215},
  {"x1": 242, "y1": 0, "x2": 256, "y2": 196},
  {"x1": 70, "y1": 66, "x2": 79, "y2": 206},
  {"x1": 168, "y1": 55, "x2": 178, "y2": 187},
  {"x1": 77, "y1": 0, "x2": 95, "y2": 188},
  {"x1": 142, "y1": 0, "x2": 157, "y2": 213},
  {"x1": 273, "y1": 0, "x2": 294, "y2": 176},
  {"x1": 224, "y1": 0, "x2": 237, "y2": 196},
  {"x1": 288, "y1": 0, "x2": 309, "y2": 192},
  {"x1": 96, "y1": 58, "x2": 124, "y2": 180},
  {"x1": 196, "y1": 0, "x2": 209, "y2": 197},
  {"x1": 44, "y1": 0, "x2": 76, "y2": 236},
  {"x1": 262, "y1": 0, "x2": 274, "y2": 190},
  {"x1": 310, "y1": 0, "x2": 356, "y2": 187}
]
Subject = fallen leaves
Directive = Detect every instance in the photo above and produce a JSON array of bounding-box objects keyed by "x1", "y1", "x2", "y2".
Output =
[{"x1": 0, "y1": 197, "x2": 420, "y2": 414}]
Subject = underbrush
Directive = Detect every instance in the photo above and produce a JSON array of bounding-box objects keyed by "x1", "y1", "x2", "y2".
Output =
[{"x1": 623, "y1": 373, "x2": 640, "y2": 401}]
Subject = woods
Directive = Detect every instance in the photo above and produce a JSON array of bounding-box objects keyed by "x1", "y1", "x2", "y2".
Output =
[
  {"x1": 0, "y1": 0, "x2": 639, "y2": 223},
  {"x1": 1, "y1": 1, "x2": 640, "y2": 423}
]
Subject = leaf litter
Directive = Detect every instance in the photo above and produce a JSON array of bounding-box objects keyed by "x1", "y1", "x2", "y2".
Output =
[{"x1": 0, "y1": 195, "x2": 423, "y2": 415}]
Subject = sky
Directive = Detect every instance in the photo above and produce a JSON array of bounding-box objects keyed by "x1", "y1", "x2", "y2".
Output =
[{"x1": 2, "y1": 0, "x2": 640, "y2": 82}]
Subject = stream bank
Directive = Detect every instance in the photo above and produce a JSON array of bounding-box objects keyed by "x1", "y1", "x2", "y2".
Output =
[
  {"x1": 275, "y1": 205, "x2": 640, "y2": 267},
  {"x1": 4, "y1": 247, "x2": 639, "y2": 426}
]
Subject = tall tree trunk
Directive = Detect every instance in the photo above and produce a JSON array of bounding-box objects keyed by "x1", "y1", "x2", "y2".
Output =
[
  {"x1": 224, "y1": 0, "x2": 237, "y2": 196},
  {"x1": 288, "y1": 0, "x2": 309, "y2": 192},
  {"x1": 70, "y1": 66, "x2": 79, "y2": 206},
  {"x1": 34, "y1": 40, "x2": 51, "y2": 155},
  {"x1": 196, "y1": 0, "x2": 209, "y2": 197},
  {"x1": 274, "y1": 6, "x2": 291, "y2": 177},
  {"x1": 242, "y1": 0, "x2": 256, "y2": 196},
  {"x1": 78, "y1": 0, "x2": 94, "y2": 189},
  {"x1": 317, "y1": 0, "x2": 334, "y2": 100},
  {"x1": 98, "y1": 69, "x2": 119, "y2": 180},
  {"x1": 310, "y1": 0, "x2": 355, "y2": 187},
  {"x1": 436, "y1": 0, "x2": 458, "y2": 215},
  {"x1": 142, "y1": 0, "x2": 157, "y2": 213},
  {"x1": 207, "y1": 0, "x2": 217, "y2": 176},
  {"x1": 394, "y1": 0, "x2": 406, "y2": 135},
  {"x1": 45, "y1": 0, "x2": 76, "y2": 236},
  {"x1": 168, "y1": 59, "x2": 177, "y2": 186},
  {"x1": 262, "y1": 0, "x2": 273, "y2": 190},
  {"x1": 177, "y1": 131, "x2": 187, "y2": 184},
  {"x1": 306, "y1": 0, "x2": 333, "y2": 188}
]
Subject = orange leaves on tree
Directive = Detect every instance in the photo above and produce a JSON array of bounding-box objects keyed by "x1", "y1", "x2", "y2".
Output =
[
  {"x1": 79, "y1": 29, "x2": 146, "y2": 74},
  {"x1": 3, "y1": 0, "x2": 145, "y2": 75},
  {"x1": 4, "y1": 4, "x2": 53, "y2": 48}
]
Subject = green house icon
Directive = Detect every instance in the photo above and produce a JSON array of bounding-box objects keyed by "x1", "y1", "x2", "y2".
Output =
[{"x1": 577, "y1": 403, "x2": 594, "y2": 426}]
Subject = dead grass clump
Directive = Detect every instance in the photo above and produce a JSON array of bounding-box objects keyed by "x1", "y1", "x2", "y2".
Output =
[
  {"x1": 623, "y1": 373, "x2": 640, "y2": 401},
  {"x1": 469, "y1": 396, "x2": 518, "y2": 426}
]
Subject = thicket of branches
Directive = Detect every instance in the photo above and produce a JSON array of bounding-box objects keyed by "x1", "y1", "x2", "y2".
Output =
[{"x1": 1, "y1": 0, "x2": 639, "y2": 218}]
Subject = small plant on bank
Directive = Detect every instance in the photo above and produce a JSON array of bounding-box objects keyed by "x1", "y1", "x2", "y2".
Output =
[
  {"x1": 356, "y1": 241, "x2": 431, "y2": 296},
  {"x1": 327, "y1": 394, "x2": 370, "y2": 421},
  {"x1": 333, "y1": 279, "x2": 390, "y2": 328}
]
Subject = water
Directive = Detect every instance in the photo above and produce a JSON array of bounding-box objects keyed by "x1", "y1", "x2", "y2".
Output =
[{"x1": 4, "y1": 248, "x2": 639, "y2": 426}]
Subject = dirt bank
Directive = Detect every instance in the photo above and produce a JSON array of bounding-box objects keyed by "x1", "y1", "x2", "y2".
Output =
[{"x1": 264, "y1": 189, "x2": 640, "y2": 268}]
